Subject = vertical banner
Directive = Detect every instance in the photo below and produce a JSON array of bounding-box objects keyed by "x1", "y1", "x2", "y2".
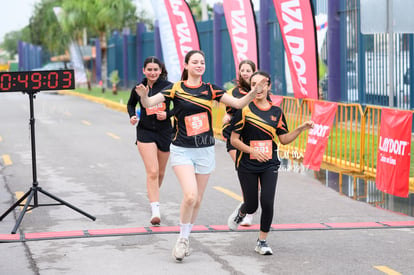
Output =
[
  {"x1": 153, "y1": 0, "x2": 200, "y2": 82},
  {"x1": 223, "y1": 0, "x2": 258, "y2": 73},
  {"x1": 303, "y1": 101, "x2": 337, "y2": 170},
  {"x1": 376, "y1": 109, "x2": 412, "y2": 198},
  {"x1": 273, "y1": 0, "x2": 319, "y2": 99}
]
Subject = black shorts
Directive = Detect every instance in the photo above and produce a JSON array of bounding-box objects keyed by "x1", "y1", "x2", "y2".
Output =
[
  {"x1": 226, "y1": 138, "x2": 236, "y2": 152},
  {"x1": 136, "y1": 127, "x2": 172, "y2": 152}
]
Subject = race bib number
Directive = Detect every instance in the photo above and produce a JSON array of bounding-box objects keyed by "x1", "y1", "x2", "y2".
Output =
[
  {"x1": 146, "y1": 103, "x2": 166, "y2": 115},
  {"x1": 250, "y1": 140, "x2": 272, "y2": 159},
  {"x1": 185, "y1": 112, "x2": 210, "y2": 136}
]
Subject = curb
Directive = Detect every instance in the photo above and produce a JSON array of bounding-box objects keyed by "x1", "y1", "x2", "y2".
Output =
[{"x1": 57, "y1": 90, "x2": 127, "y2": 113}]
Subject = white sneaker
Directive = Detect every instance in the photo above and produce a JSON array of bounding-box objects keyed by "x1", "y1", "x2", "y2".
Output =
[
  {"x1": 172, "y1": 237, "x2": 189, "y2": 262},
  {"x1": 227, "y1": 203, "x2": 245, "y2": 231},
  {"x1": 240, "y1": 214, "x2": 254, "y2": 226},
  {"x1": 255, "y1": 239, "x2": 273, "y2": 255}
]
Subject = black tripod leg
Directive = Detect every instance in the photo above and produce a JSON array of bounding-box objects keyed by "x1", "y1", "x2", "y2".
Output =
[
  {"x1": 0, "y1": 188, "x2": 33, "y2": 221},
  {"x1": 37, "y1": 187, "x2": 96, "y2": 221},
  {"x1": 11, "y1": 189, "x2": 35, "y2": 234}
]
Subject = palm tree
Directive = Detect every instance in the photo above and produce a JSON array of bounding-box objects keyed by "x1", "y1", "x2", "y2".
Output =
[
  {"x1": 61, "y1": 0, "x2": 137, "y2": 92},
  {"x1": 29, "y1": 0, "x2": 69, "y2": 56}
]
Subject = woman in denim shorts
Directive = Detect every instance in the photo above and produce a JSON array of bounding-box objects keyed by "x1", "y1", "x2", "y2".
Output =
[{"x1": 136, "y1": 50, "x2": 268, "y2": 262}]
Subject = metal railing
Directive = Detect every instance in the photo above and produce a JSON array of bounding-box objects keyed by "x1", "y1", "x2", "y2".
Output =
[{"x1": 212, "y1": 97, "x2": 414, "y2": 192}]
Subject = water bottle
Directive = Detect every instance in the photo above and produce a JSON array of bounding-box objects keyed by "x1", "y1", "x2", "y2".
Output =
[
  {"x1": 133, "y1": 108, "x2": 141, "y2": 126},
  {"x1": 136, "y1": 108, "x2": 141, "y2": 120}
]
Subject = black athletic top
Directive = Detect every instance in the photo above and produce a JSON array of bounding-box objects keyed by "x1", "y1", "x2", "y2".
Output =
[
  {"x1": 222, "y1": 86, "x2": 248, "y2": 140},
  {"x1": 162, "y1": 81, "x2": 225, "y2": 148},
  {"x1": 127, "y1": 78, "x2": 173, "y2": 132},
  {"x1": 232, "y1": 101, "x2": 289, "y2": 172}
]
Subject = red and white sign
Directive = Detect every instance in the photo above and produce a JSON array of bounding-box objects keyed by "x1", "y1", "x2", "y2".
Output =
[
  {"x1": 273, "y1": 0, "x2": 318, "y2": 99},
  {"x1": 303, "y1": 101, "x2": 337, "y2": 170},
  {"x1": 376, "y1": 109, "x2": 412, "y2": 198},
  {"x1": 152, "y1": 0, "x2": 200, "y2": 81},
  {"x1": 164, "y1": 0, "x2": 200, "y2": 70},
  {"x1": 223, "y1": 0, "x2": 258, "y2": 74}
]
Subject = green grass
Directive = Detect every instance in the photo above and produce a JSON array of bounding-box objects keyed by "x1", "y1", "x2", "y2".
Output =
[{"x1": 74, "y1": 87, "x2": 132, "y2": 105}]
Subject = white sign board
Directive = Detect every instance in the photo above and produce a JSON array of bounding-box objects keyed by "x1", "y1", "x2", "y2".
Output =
[{"x1": 361, "y1": 0, "x2": 414, "y2": 34}]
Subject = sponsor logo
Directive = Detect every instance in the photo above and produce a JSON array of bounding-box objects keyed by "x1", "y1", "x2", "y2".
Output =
[
  {"x1": 378, "y1": 137, "x2": 409, "y2": 156},
  {"x1": 170, "y1": 0, "x2": 194, "y2": 57},
  {"x1": 229, "y1": 0, "x2": 249, "y2": 62},
  {"x1": 280, "y1": 0, "x2": 309, "y2": 96}
]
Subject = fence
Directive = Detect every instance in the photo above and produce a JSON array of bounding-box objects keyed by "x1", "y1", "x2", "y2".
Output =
[{"x1": 211, "y1": 99, "x2": 414, "y2": 194}]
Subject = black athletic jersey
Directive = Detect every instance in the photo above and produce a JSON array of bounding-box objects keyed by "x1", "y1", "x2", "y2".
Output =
[
  {"x1": 162, "y1": 81, "x2": 225, "y2": 148},
  {"x1": 222, "y1": 86, "x2": 248, "y2": 140},
  {"x1": 127, "y1": 78, "x2": 173, "y2": 132},
  {"x1": 232, "y1": 101, "x2": 289, "y2": 172}
]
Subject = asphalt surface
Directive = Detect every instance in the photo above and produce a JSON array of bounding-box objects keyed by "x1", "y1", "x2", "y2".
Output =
[{"x1": 0, "y1": 91, "x2": 414, "y2": 275}]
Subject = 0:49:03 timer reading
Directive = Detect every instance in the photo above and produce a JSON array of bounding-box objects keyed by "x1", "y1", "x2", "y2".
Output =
[{"x1": 0, "y1": 70, "x2": 75, "y2": 92}]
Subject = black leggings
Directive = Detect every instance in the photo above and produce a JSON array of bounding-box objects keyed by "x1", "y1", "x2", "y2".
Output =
[{"x1": 237, "y1": 169, "x2": 278, "y2": 233}]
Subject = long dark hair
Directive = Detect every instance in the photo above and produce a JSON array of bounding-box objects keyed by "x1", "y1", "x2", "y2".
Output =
[
  {"x1": 143, "y1": 56, "x2": 168, "y2": 80},
  {"x1": 180, "y1": 50, "x2": 205, "y2": 81},
  {"x1": 237, "y1": 59, "x2": 256, "y2": 92}
]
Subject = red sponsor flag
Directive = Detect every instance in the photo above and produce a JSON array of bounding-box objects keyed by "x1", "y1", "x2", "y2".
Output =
[
  {"x1": 273, "y1": 0, "x2": 319, "y2": 99},
  {"x1": 164, "y1": 0, "x2": 200, "y2": 69},
  {"x1": 153, "y1": 0, "x2": 200, "y2": 81},
  {"x1": 223, "y1": 0, "x2": 258, "y2": 73},
  {"x1": 376, "y1": 109, "x2": 412, "y2": 198},
  {"x1": 303, "y1": 101, "x2": 337, "y2": 170},
  {"x1": 269, "y1": 95, "x2": 283, "y2": 106}
]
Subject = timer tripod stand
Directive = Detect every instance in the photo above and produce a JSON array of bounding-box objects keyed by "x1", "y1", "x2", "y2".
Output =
[{"x1": 0, "y1": 90, "x2": 96, "y2": 234}]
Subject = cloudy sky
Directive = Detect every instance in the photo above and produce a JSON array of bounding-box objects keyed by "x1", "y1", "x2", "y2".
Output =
[{"x1": 0, "y1": 0, "x2": 259, "y2": 43}]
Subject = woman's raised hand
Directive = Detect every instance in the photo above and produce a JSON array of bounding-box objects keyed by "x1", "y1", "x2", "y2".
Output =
[
  {"x1": 135, "y1": 84, "x2": 149, "y2": 97},
  {"x1": 250, "y1": 77, "x2": 269, "y2": 97}
]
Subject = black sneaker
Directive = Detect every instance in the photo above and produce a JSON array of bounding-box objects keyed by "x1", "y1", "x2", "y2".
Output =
[
  {"x1": 227, "y1": 203, "x2": 245, "y2": 230},
  {"x1": 255, "y1": 239, "x2": 273, "y2": 255}
]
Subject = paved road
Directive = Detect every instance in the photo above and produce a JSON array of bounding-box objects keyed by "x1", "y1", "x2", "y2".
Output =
[{"x1": 0, "y1": 91, "x2": 414, "y2": 275}]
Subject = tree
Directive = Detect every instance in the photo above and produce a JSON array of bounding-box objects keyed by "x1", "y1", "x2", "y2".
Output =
[
  {"x1": 187, "y1": 0, "x2": 212, "y2": 21},
  {"x1": 1, "y1": 29, "x2": 31, "y2": 59},
  {"x1": 61, "y1": 0, "x2": 137, "y2": 93},
  {"x1": 29, "y1": 0, "x2": 69, "y2": 55}
]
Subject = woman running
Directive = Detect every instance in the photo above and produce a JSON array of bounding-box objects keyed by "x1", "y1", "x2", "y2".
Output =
[
  {"x1": 227, "y1": 71, "x2": 314, "y2": 255},
  {"x1": 127, "y1": 56, "x2": 172, "y2": 226},
  {"x1": 222, "y1": 59, "x2": 257, "y2": 226},
  {"x1": 136, "y1": 50, "x2": 267, "y2": 262}
]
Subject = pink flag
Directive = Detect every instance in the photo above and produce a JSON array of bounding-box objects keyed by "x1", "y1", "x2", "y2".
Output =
[
  {"x1": 164, "y1": 0, "x2": 200, "y2": 70},
  {"x1": 376, "y1": 109, "x2": 412, "y2": 198},
  {"x1": 273, "y1": 0, "x2": 319, "y2": 99},
  {"x1": 303, "y1": 101, "x2": 337, "y2": 170},
  {"x1": 269, "y1": 95, "x2": 283, "y2": 106},
  {"x1": 153, "y1": 0, "x2": 200, "y2": 81},
  {"x1": 223, "y1": 0, "x2": 258, "y2": 74}
]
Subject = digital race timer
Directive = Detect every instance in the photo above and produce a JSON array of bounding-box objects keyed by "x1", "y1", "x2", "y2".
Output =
[{"x1": 0, "y1": 70, "x2": 75, "y2": 92}]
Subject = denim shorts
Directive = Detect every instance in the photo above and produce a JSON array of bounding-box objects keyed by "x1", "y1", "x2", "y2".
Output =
[{"x1": 170, "y1": 144, "x2": 215, "y2": 174}]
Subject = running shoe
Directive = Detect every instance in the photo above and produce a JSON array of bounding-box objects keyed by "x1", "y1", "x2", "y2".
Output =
[
  {"x1": 172, "y1": 237, "x2": 189, "y2": 262},
  {"x1": 255, "y1": 239, "x2": 273, "y2": 255},
  {"x1": 227, "y1": 203, "x2": 245, "y2": 230},
  {"x1": 240, "y1": 213, "x2": 254, "y2": 226}
]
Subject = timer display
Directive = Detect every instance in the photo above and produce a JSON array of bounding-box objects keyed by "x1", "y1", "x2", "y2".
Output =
[{"x1": 0, "y1": 70, "x2": 75, "y2": 92}]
